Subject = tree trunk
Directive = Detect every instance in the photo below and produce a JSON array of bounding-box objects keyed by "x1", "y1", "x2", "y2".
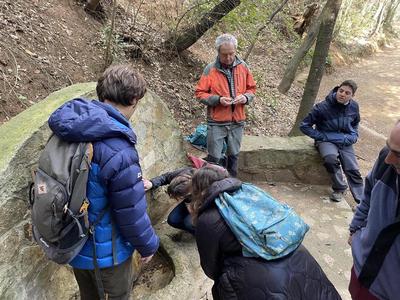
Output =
[
  {"x1": 361, "y1": 0, "x2": 378, "y2": 18},
  {"x1": 383, "y1": 0, "x2": 400, "y2": 31},
  {"x1": 277, "y1": 4, "x2": 329, "y2": 94},
  {"x1": 86, "y1": 0, "x2": 101, "y2": 11},
  {"x1": 334, "y1": 0, "x2": 353, "y2": 37},
  {"x1": 103, "y1": 0, "x2": 117, "y2": 69},
  {"x1": 370, "y1": 0, "x2": 390, "y2": 36},
  {"x1": 289, "y1": 0, "x2": 342, "y2": 136},
  {"x1": 165, "y1": 0, "x2": 241, "y2": 53}
]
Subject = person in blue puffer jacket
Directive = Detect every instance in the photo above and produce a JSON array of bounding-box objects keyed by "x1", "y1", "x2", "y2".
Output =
[
  {"x1": 48, "y1": 64, "x2": 159, "y2": 300},
  {"x1": 300, "y1": 80, "x2": 363, "y2": 203}
]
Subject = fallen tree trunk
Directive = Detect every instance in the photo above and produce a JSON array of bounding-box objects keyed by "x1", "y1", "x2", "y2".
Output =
[{"x1": 165, "y1": 0, "x2": 241, "y2": 53}]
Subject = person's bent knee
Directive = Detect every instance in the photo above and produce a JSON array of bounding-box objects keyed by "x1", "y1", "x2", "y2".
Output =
[
  {"x1": 167, "y1": 212, "x2": 183, "y2": 228},
  {"x1": 346, "y1": 169, "x2": 363, "y2": 184},
  {"x1": 323, "y1": 154, "x2": 340, "y2": 173}
]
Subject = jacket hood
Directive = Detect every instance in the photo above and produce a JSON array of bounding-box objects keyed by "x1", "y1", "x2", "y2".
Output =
[
  {"x1": 198, "y1": 177, "x2": 242, "y2": 215},
  {"x1": 325, "y1": 86, "x2": 339, "y2": 105},
  {"x1": 325, "y1": 86, "x2": 354, "y2": 106},
  {"x1": 48, "y1": 98, "x2": 137, "y2": 144}
]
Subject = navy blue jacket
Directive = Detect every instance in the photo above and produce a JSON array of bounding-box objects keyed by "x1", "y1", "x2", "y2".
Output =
[
  {"x1": 48, "y1": 98, "x2": 159, "y2": 269},
  {"x1": 300, "y1": 87, "x2": 360, "y2": 147}
]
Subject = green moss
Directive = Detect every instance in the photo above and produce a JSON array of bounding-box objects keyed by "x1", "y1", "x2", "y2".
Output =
[{"x1": 0, "y1": 82, "x2": 96, "y2": 172}]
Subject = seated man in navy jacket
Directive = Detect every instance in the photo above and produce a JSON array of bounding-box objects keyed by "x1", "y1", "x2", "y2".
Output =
[
  {"x1": 300, "y1": 80, "x2": 363, "y2": 203},
  {"x1": 48, "y1": 64, "x2": 159, "y2": 299}
]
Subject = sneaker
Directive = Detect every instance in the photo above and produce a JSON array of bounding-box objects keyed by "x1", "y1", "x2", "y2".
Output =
[{"x1": 330, "y1": 191, "x2": 344, "y2": 202}]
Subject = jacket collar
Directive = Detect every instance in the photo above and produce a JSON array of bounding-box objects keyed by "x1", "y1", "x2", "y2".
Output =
[
  {"x1": 48, "y1": 98, "x2": 137, "y2": 145},
  {"x1": 198, "y1": 178, "x2": 242, "y2": 215},
  {"x1": 215, "y1": 55, "x2": 243, "y2": 71},
  {"x1": 326, "y1": 86, "x2": 354, "y2": 108}
]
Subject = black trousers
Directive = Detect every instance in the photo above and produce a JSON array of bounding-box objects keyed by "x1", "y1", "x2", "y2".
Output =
[{"x1": 73, "y1": 256, "x2": 133, "y2": 300}]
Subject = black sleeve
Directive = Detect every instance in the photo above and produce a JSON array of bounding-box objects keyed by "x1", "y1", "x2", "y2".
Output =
[
  {"x1": 196, "y1": 208, "x2": 241, "y2": 280},
  {"x1": 150, "y1": 167, "x2": 192, "y2": 189}
]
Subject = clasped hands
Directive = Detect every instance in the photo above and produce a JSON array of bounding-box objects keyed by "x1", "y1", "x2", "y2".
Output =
[{"x1": 220, "y1": 94, "x2": 247, "y2": 106}]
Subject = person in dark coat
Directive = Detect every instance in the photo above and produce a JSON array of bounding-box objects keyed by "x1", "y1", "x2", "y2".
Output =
[
  {"x1": 190, "y1": 165, "x2": 341, "y2": 300},
  {"x1": 143, "y1": 167, "x2": 196, "y2": 234},
  {"x1": 300, "y1": 80, "x2": 363, "y2": 203}
]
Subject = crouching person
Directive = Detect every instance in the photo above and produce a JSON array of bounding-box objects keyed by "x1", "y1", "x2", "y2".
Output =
[
  {"x1": 191, "y1": 165, "x2": 341, "y2": 300},
  {"x1": 143, "y1": 167, "x2": 196, "y2": 235},
  {"x1": 48, "y1": 64, "x2": 159, "y2": 299}
]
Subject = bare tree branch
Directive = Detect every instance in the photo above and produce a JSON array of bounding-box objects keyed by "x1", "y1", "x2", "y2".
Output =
[
  {"x1": 104, "y1": 0, "x2": 117, "y2": 69},
  {"x1": 243, "y1": 0, "x2": 289, "y2": 61}
]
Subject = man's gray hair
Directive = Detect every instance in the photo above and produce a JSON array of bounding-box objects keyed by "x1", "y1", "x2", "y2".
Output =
[{"x1": 215, "y1": 33, "x2": 238, "y2": 51}]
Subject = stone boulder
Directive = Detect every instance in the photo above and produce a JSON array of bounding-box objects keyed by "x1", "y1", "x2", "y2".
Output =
[{"x1": 239, "y1": 135, "x2": 330, "y2": 184}]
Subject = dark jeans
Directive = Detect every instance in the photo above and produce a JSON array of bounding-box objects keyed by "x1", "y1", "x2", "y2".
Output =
[
  {"x1": 167, "y1": 201, "x2": 195, "y2": 234},
  {"x1": 73, "y1": 256, "x2": 133, "y2": 300}
]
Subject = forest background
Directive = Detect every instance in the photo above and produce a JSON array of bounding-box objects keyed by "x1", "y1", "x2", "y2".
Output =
[{"x1": 0, "y1": 0, "x2": 399, "y2": 136}]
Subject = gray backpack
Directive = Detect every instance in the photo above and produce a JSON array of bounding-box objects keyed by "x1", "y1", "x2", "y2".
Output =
[{"x1": 30, "y1": 134, "x2": 95, "y2": 264}]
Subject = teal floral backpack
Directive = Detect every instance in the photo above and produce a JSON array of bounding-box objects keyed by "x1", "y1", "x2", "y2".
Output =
[
  {"x1": 215, "y1": 183, "x2": 309, "y2": 260},
  {"x1": 186, "y1": 123, "x2": 227, "y2": 153}
]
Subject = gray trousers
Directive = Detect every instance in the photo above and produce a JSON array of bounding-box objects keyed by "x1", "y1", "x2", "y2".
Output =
[
  {"x1": 207, "y1": 123, "x2": 244, "y2": 177},
  {"x1": 317, "y1": 142, "x2": 363, "y2": 202}
]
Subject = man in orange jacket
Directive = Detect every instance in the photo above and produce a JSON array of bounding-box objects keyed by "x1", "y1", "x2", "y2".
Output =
[{"x1": 195, "y1": 33, "x2": 256, "y2": 177}]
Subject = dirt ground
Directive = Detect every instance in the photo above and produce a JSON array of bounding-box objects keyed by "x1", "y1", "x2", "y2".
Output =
[
  {"x1": 0, "y1": 0, "x2": 103, "y2": 122},
  {"x1": 0, "y1": 0, "x2": 304, "y2": 137},
  {"x1": 2, "y1": 1, "x2": 398, "y2": 144}
]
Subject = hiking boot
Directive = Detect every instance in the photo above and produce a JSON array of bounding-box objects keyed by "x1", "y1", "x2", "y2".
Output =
[{"x1": 330, "y1": 191, "x2": 344, "y2": 202}]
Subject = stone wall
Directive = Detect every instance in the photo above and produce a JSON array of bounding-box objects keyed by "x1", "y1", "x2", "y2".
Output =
[{"x1": 239, "y1": 135, "x2": 330, "y2": 184}]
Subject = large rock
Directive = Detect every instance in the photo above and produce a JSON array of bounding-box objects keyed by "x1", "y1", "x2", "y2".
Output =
[
  {"x1": 0, "y1": 83, "x2": 96, "y2": 300},
  {"x1": 239, "y1": 135, "x2": 330, "y2": 184},
  {"x1": 0, "y1": 83, "x2": 211, "y2": 300},
  {"x1": 132, "y1": 224, "x2": 213, "y2": 300}
]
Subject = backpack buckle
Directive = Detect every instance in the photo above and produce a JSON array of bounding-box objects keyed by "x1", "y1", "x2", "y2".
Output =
[
  {"x1": 63, "y1": 204, "x2": 68, "y2": 214},
  {"x1": 79, "y1": 199, "x2": 90, "y2": 213}
]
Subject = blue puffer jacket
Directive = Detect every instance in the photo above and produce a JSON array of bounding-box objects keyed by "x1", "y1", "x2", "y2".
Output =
[
  {"x1": 48, "y1": 98, "x2": 159, "y2": 269},
  {"x1": 350, "y1": 147, "x2": 400, "y2": 300},
  {"x1": 300, "y1": 86, "x2": 360, "y2": 147}
]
